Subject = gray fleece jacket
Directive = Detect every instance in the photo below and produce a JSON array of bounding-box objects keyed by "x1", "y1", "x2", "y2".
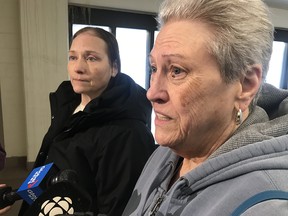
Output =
[{"x1": 122, "y1": 83, "x2": 288, "y2": 216}]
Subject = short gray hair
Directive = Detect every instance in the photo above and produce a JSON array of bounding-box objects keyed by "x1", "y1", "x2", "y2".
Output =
[{"x1": 157, "y1": 0, "x2": 274, "y2": 85}]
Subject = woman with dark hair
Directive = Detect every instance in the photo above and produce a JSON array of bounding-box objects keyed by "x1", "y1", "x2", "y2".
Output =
[{"x1": 1, "y1": 27, "x2": 156, "y2": 216}]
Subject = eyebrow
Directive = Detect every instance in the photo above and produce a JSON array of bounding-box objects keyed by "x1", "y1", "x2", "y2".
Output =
[
  {"x1": 163, "y1": 53, "x2": 185, "y2": 59},
  {"x1": 68, "y1": 50, "x2": 100, "y2": 55},
  {"x1": 149, "y1": 53, "x2": 185, "y2": 59}
]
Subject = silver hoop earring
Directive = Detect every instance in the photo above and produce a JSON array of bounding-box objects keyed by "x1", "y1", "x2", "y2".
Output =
[{"x1": 236, "y1": 109, "x2": 242, "y2": 125}]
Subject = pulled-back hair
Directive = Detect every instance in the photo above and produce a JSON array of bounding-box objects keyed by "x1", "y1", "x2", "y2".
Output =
[
  {"x1": 72, "y1": 27, "x2": 121, "y2": 73},
  {"x1": 157, "y1": 0, "x2": 274, "y2": 84}
]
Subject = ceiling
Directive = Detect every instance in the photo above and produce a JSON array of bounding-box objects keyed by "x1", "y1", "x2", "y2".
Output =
[{"x1": 263, "y1": 0, "x2": 288, "y2": 10}]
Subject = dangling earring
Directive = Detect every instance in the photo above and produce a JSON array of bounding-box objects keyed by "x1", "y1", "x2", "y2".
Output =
[{"x1": 236, "y1": 109, "x2": 242, "y2": 125}]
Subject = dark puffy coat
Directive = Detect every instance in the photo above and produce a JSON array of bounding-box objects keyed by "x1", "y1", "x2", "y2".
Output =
[{"x1": 19, "y1": 73, "x2": 156, "y2": 215}]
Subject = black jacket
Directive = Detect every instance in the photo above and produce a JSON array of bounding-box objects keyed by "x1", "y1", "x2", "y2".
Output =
[{"x1": 19, "y1": 73, "x2": 156, "y2": 215}]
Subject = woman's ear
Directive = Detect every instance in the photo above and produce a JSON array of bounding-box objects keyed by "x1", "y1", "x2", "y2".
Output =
[
  {"x1": 237, "y1": 64, "x2": 262, "y2": 111},
  {"x1": 111, "y1": 62, "x2": 118, "y2": 77}
]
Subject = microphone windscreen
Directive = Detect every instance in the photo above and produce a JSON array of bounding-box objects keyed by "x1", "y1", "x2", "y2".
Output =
[
  {"x1": 49, "y1": 169, "x2": 78, "y2": 186},
  {"x1": 23, "y1": 181, "x2": 92, "y2": 216}
]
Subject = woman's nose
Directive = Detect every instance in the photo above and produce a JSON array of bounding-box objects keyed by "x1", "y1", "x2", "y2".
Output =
[
  {"x1": 74, "y1": 58, "x2": 86, "y2": 73},
  {"x1": 146, "y1": 73, "x2": 169, "y2": 104}
]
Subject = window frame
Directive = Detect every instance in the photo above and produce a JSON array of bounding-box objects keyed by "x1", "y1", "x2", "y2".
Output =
[{"x1": 274, "y1": 28, "x2": 288, "y2": 89}]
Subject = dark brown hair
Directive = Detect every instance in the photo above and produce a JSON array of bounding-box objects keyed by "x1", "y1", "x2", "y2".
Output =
[{"x1": 72, "y1": 27, "x2": 121, "y2": 72}]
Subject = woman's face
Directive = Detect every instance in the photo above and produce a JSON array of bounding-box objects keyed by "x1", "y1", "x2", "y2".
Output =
[
  {"x1": 68, "y1": 32, "x2": 117, "y2": 102},
  {"x1": 148, "y1": 20, "x2": 242, "y2": 158}
]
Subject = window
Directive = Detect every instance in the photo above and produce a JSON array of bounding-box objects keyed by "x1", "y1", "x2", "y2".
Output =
[
  {"x1": 266, "y1": 41, "x2": 287, "y2": 88},
  {"x1": 266, "y1": 28, "x2": 288, "y2": 89}
]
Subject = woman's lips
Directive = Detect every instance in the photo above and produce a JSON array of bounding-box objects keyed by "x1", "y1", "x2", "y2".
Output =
[
  {"x1": 156, "y1": 113, "x2": 171, "y2": 120},
  {"x1": 154, "y1": 111, "x2": 172, "y2": 126},
  {"x1": 72, "y1": 78, "x2": 90, "y2": 82}
]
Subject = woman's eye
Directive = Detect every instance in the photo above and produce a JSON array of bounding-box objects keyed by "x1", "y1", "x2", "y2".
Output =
[
  {"x1": 68, "y1": 56, "x2": 77, "y2": 61},
  {"x1": 150, "y1": 66, "x2": 157, "y2": 74},
  {"x1": 86, "y1": 56, "x2": 97, "y2": 62},
  {"x1": 172, "y1": 67, "x2": 181, "y2": 75},
  {"x1": 171, "y1": 66, "x2": 186, "y2": 79}
]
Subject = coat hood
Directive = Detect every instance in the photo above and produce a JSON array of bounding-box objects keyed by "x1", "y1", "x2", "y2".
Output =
[
  {"x1": 50, "y1": 73, "x2": 152, "y2": 135},
  {"x1": 84, "y1": 73, "x2": 151, "y2": 123}
]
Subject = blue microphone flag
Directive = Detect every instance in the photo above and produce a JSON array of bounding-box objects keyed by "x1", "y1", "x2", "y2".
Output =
[{"x1": 17, "y1": 163, "x2": 57, "y2": 205}]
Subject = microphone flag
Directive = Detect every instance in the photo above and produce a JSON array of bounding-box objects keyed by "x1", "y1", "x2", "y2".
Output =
[{"x1": 17, "y1": 163, "x2": 58, "y2": 205}]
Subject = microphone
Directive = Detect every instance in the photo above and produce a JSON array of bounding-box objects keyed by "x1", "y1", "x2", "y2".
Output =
[
  {"x1": 24, "y1": 175, "x2": 92, "y2": 216},
  {"x1": 0, "y1": 162, "x2": 58, "y2": 208},
  {"x1": 0, "y1": 186, "x2": 19, "y2": 208},
  {"x1": 0, "y1": 163, "x2": 91, "y2": 213}
]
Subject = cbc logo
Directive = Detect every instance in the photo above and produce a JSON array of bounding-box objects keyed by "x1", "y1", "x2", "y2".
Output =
[{"x1": 38, "y1": 196, "x2": 74, "y2": 216}]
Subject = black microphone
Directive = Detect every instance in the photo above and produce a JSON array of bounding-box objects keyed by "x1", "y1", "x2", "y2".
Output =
[
  {"x1": 0, "y1": 186, "x2": 19, "y2": 208},
  {"x1": 47, "y1": 169, "x2": 78, "y2": 186}
]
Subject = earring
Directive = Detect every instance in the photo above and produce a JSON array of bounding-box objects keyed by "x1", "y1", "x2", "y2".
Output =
[{"x1": 236, "y1": 109, "x2": 242, "y2": 125}]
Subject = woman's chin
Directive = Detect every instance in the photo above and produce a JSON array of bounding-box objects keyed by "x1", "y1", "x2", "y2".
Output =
[
  {"x1": 72, "y1": 86, "x2": 86, "y2": 94},
  {"x1": 155, "y1": 136, "x2": 174, "y2": 148}
]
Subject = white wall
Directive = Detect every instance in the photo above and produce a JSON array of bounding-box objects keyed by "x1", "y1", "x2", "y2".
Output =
[
  {"x1": 270, "y1": 7, "x2": 288, "y2": 29},
  {"x1": 0, "y1": 0, "x2": 26, "y2": 157},
  {"x1": 20, "y1": 0, "x2": 69, "y2": 162},
  {"x1": 1, "y1": 0, "x2": 288, "y2": 163},
  {"x1": 68, "y1": 0, "x2": 161, "y2": 13}
]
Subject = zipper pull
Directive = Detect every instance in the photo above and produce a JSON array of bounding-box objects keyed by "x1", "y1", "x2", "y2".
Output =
[{"x1": 149, "y1": 195, "x2": 164, "y2": 216}]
